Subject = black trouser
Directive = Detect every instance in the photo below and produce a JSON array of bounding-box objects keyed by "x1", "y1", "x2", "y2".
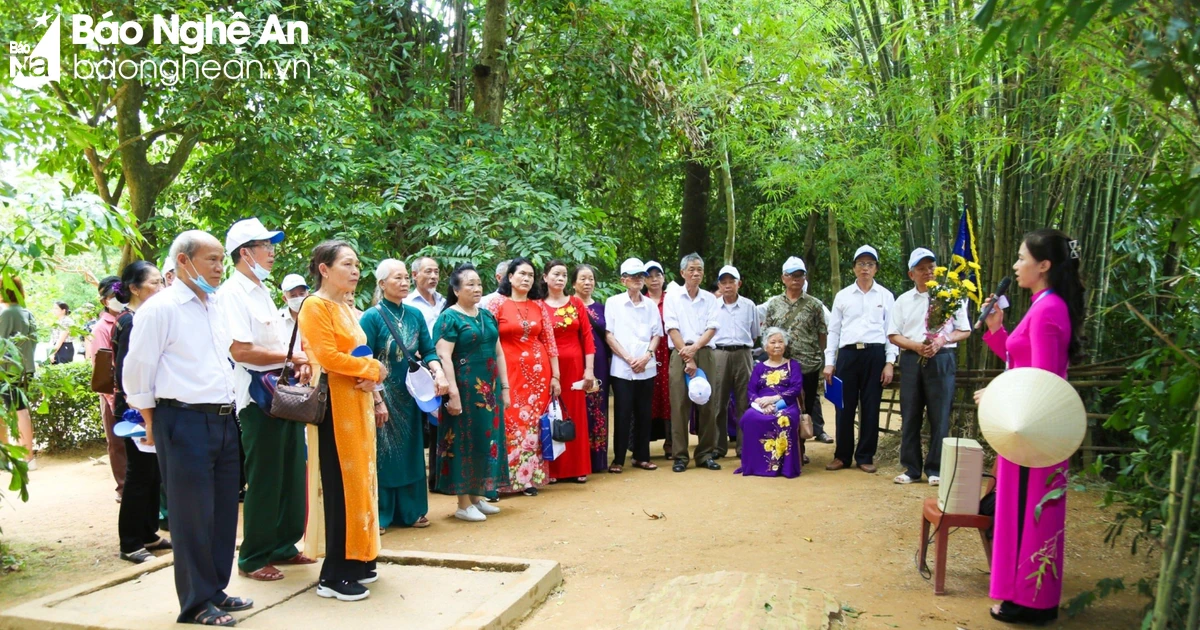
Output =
[
  {"x1": 899, "y1": 350, "x2": 956, "y2": 479},
  {"x1": 801, "y1": 369, "x2": 825, "y2": 437},
  {"x1": 152, "y1": 405, "x2": 240, "y2": 622},
  {"x1": 611, "y1": 377, "x2": 653, "y2": 466},
  {"x1": 833, "y1": 345, "x2": 885, "y2": 466},
  {"x1": 318, "y1": 398, "x2": 376, "y2": 582},
  {"x1": 118, "y1": 436, "x2": 162, "y2": 553}
]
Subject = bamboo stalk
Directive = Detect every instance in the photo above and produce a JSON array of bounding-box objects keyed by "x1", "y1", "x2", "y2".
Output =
[
  {"x1": 1187, "y1": 544, "x2": 1200, "y2": 630},
  {"x1": 1152, "y1": 451, "x2": 1184, "y2": 630}
]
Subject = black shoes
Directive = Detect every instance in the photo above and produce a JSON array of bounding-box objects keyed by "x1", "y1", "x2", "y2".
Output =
[
  {"x1": 988, "y1": 601, "x2": 1058, "y2": 626},
  {"x1": 672, "y1": 459, "x2": 688, "y2": 473},
  {"x1": 700, "y1": 459, "x2": 721, "y2": 471},
  {"x1": 817, "y1": 433, "x2": 834, "y2": 444},
  {"x1": 317, "y1": 579, "x2": 370, "y2": 602}
]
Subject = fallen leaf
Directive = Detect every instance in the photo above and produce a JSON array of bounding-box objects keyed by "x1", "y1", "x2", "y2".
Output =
[
  {"x1": 643, "y1": 509, "x2": 666, "y2": 520},
  {"x1": 764, "y1": 602, "x2": 773, "y2": 612},
  {"x1": 802, "y1": 537, "x2": 813, "y2": 542}
]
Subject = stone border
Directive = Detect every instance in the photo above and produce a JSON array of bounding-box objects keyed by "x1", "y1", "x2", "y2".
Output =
[{"x1": 0, "y1": 549, "x2": 561, "y2": 630}]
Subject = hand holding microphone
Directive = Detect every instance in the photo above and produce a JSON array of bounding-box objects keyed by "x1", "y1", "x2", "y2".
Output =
[{"x1": 975, "y1": 276, "x2": 1012, "y2": 331}]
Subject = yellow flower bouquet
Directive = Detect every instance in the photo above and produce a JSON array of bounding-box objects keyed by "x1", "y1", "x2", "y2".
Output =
[{"x1": 920, "y1": 265, "x2": 977, "y2": 366}]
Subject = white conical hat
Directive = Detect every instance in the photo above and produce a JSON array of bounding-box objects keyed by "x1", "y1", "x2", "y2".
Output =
[{"x1": 978, "y1": 368, "x2": 1086, "y2": 468}]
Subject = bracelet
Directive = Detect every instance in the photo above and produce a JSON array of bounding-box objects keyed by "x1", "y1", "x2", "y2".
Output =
[{"x1": 551, "y1": 376, "x2": 560, "y2": 381}]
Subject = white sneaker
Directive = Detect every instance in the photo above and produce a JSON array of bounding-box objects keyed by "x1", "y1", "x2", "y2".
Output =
[
  {"x1": 929, "y1": 476, "x2": 941, "y2": 486},
  {"x1": 475, "y1": 500, "x2": 500, "y2": 515},
  {"x1": 26, "y1": 458, "x2": 37, "y2": 471},
  {"x1": 893, "y1": 473, "x2": 915, "y2": 484},
  {"x1": 454, "y1": 505, "x2": 487, "y2": 522}
]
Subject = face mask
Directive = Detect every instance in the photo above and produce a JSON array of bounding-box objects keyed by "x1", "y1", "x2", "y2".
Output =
[
  {"x1": 286, "y1": 296, "x2": 306, "y2": 312},
  {"x1": 246, "y1": 250, "x2": 271, "y2": 281},
  {"x1": 106, "y1": 297, "x2": 125, "y2": 312},
  {"x1": 188, "y1": 260, "x2": 220, "y2": 295}
]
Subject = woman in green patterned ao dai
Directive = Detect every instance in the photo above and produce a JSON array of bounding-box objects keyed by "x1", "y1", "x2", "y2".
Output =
[{"x1": 360, "y1": 259, "x2": 450, "y2": 531}]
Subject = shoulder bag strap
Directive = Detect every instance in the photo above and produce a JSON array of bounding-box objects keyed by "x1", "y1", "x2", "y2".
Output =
[
  {"x1": 376, "y1": 303, "x2": 418, "y2": 367},
  {"x1": 279, "y1": 297, "x2": 308, "y2": 383}
]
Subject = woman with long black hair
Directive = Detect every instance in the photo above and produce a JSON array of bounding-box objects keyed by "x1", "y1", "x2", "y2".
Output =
[{"x1": 975, "y1": 228, "x2": 1087, "y2": 625}]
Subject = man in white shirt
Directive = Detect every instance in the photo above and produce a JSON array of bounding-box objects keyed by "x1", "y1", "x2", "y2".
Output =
[
  {"x1": 479, "y1": 260, "x2": 509, "y2": 312},
  {"x1": 405, "y1": 256, "x2": 446, "y2": 336},
  {"x1": 277, "y1": 273, "x2": 308, "y2": 334},
  {"x1": 604, "y1": 258, "x2": 664, "y2": 471},
  {"x1": 122, "y1": 231, "x2": 251, "y2": 625},
  {"x1": 710, "y1": 265, "x2": 759, "y2": 458},
  {"x1": 218, "y1": 219, "x2": 314, "y2": 582},
  {"x1": 663, "y1": 253, "x2": 722, "y2": 472},
  {"x1": 823, "y1": 245, "x2": 898, "y2": 474},
  {"x1": 888, "y1": 248, "x2": 971, "y2": 486}
]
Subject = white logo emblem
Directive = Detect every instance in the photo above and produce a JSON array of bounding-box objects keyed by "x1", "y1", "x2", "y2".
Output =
[{"x1": 9, "y1": 14, "x2": 61, "y2": 89}]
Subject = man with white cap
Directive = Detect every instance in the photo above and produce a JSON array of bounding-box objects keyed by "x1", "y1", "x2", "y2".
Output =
[
  {"x1": 710, "y1": 265, "x2": 759, "y2": 458},
  {"x1": 663, "y1": 252, "x2": 722, "y2": 472},
  {"x1": 762, "y1": 256, "x2": 831, "y2": 447},
  {"x1": 824, "y1": 245, "x2": 897, "y2": 473},
  {"x1": 217, "y1": 218, "x2": 315, "y2": 581},
  {"x1": 888, "y1": 247, "x2": 971, "y2": 486},
  {"x1": 161, "y1": 256, "x2": 177, "y2": 287},
  {"x1": 277, "y1": 273, "x2": 309, "y2": 333},
  {"x1": 603, "y1": 258, "x2": 663, "y2": 472}
]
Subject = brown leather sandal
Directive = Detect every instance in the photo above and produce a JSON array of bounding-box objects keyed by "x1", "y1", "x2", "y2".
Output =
[
  {"x1": 239, "y1": 565, "x2": 284, "y2": 581},
  {"x1": 276, "y1": 553, "x2": 316, "y2": 565}
]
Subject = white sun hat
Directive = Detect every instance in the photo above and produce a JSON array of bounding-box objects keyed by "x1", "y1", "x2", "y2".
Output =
[
  {"x1": 686, "y1": 368, "x2": 712, "y2": 405},
  {"x1": 977, "y1": 368, "x2": 1086, "y2": 468}
]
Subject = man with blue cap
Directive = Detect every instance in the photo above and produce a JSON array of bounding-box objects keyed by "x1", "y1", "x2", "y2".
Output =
[
  {"x1": 887, "y1": 247, "x2": 971, "y2": 486},
  {"x1": 824, "y1": 245, "x2": 897, "y2": 473},
  {"x1": 219, "y1": 218, "x2": 315, "y2": 581}
]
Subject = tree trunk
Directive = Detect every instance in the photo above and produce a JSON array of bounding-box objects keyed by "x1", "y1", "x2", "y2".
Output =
[
  {"x1": 803, "y1": 210, "x2": 818, "y2": 268},
  {"x1": 473, "y1": 0, "x2": 509, "y2": 125},
  {"x1": 827, "y1": 205, "x2": 841, "y2": 290},
  {"x1": 689, "y1": 0, "x2": 736, "y2": 265},
  {"x1": 448, "y1": 0, "x2": 468, "y2": 112},
  {"x1": 679, "y1": 157, "x2": 710, "y2": 260}
]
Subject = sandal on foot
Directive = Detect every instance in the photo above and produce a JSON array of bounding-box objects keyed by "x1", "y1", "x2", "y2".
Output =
[
  {"x1": 238, "y1": 565, "x2": 284, "y2": 581},
  {"x1": 608, "y1": 465, "x2": 623, "y2": 474},
  {"x1": 144, "y1": 538, "x2": 172, "y2": 551},
  {"x1": 215, "y1": 596, "x2": 254, "y2": 612},
  {"x1": 633, "y1": 461, "x2": 658, "y2": 470},
  {"x1": 276, "y1": 553, "x2": 316, "y2": 565},
  {"x1": 186, "y1": 603, "x2": 236, "y2": 626},
  {"x1": 120, "y1": 548, "x2": 154, "y2": 564},
  {"x1": 412, "y1": 516, "x2": 431, "y2": 528},
  {"x1": 548, "y1": 478, "x2": 558, "y2": 484},
  {"x1": 574, "y1": 476, "x2": 588, "y2": 483}
]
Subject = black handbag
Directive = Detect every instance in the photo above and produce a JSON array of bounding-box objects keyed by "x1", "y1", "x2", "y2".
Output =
[
  {"x1": 269, "y1": 300, "x2": 328, "y2": 425},
  {"x1": 550, "y1": 397, "x2": 576, "y2": 442}
]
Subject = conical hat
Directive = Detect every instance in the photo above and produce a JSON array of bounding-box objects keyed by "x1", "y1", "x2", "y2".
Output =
[{"x1": 978, "y1": 368, "x2": 1086, "y2": 468}]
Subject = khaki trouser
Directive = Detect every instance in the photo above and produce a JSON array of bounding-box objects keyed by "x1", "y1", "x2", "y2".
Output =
[
  {"x1": 669, "y1": 347, "x2": 718, "y2": 464},
  {"x1": 712, "y1": 348, "x2": 753, "y2": 457}
]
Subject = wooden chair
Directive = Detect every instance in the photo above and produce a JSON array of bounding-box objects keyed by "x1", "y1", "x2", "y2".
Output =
[{"x1": 918, "y1": 462, "x2": 997, "y2": 595}]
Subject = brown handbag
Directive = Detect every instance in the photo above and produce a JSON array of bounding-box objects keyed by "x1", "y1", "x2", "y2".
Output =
[
  {"x1": 796, "y1": 364, "x2": 814, "y2": 440},
  {"x1": 269, "y1": 301, "x2": 328, "y2": 425},
  {"x1": 90, "y1": 348, "x2": 115, "y2": 394}
]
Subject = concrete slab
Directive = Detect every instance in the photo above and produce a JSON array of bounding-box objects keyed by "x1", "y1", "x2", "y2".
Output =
[
  {"x1": 624, "y1": 571, "x2": 843, "y2": 629},
  {"x1": 0, "y1": 550, "x2": 561, "y2": 630}
]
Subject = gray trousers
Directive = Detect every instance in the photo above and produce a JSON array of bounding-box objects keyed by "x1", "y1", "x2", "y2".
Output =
[
  {"x1": 712, "y1": 348, "x2": 752, "y2": 457},
  {"x1": 899, "y1": 350, "x2": 956, "y2": 479},
  {"x1": 153, "y1": 405, "x2": 241, "y2": 621},
  {"x1": 669, "y1": 347, "x2": 717, "y2": 464}
]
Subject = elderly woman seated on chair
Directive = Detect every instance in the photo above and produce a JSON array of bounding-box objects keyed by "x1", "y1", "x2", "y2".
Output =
[{"x1": 735, "y1": 328, "x2": 805, "y2": 479}]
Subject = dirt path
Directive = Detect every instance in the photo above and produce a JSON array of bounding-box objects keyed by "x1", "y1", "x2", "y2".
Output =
[{"x1": 1, "y1": 403, "x2": 1153, "y2": 629}]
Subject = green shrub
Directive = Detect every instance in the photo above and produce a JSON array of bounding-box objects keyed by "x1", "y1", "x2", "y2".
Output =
[{"x1": 29, "y1": 362, "x2": 104, "y2": 452}]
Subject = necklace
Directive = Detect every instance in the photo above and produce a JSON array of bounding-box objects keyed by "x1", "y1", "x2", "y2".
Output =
[{"x1": 514, "y1": 301, "x2": 534, "y2": 339}]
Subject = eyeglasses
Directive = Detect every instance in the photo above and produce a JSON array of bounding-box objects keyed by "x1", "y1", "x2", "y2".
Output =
[
  {"x1": 249, "y1": 242, "x2": 276, "y2": 253},
  {"x1": 854, "y1": 261, "x2": 877, "y2": 269}
]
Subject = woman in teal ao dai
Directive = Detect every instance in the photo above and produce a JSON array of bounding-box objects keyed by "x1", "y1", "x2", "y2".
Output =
[{"x1": 360, "y1": 259, "x2": 450, "y2": 530}]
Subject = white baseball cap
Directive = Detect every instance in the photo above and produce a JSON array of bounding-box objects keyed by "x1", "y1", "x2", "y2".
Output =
[
  {"x1": 686, "y1": 368, "x2": 712, "y2": 405},
  {"x1": 225, "y1": 218, "x2": 284, "y2": 255},
  {"x1": 908, "y1": 247, "x2": 936, "y2": 270},
  {"x1": 620, "y1": 258, "x2": 647, "y2": 276},
  {"x1": 280, "y1": 274, "x2": 308, "y2": 292},
  {"x1": 853, "y1": 245, "x2": 879, "y2": 262},
  {"x1": 782, "y1": 256, "x2": 806, "y2": 274},
  {"x1": 717, "y1": 265, "x2": 740, "y2": 280},
  {"x1": 161, "y1": 256, "x2": 176, "y2": 275},
  {"x1": 644, "y1": 260, "x2": 665, "y2": 274}
]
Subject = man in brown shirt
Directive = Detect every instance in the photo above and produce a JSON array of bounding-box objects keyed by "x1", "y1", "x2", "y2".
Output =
[{"x1": 761, "y1": 256, "x2": 831, "y2": 444}]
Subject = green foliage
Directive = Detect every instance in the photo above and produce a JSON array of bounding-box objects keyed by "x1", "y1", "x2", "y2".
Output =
[{"x1": 28, "y1": 362, "x2": 105, "y2": 452}]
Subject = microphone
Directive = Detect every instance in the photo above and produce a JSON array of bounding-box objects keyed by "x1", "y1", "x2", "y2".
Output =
[{"x1": 974, "y1": 276, "x2": 1012, "y2": 330}]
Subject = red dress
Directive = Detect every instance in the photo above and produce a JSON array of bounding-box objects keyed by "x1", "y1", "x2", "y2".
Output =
[
  {"x1": 489, "y1": 297, "x2": 558, "y2": 491},
  {"x1": 650, "y1": 297, "x2": 672, "y2": 441},
  {"x1": 546, "y1": 296, "x2": 596, "y2": 479}
]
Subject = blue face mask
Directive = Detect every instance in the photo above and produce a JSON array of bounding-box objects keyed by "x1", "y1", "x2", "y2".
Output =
[
  {"x1": 246, "y1": 250, "x2": 271, "y2": 282},
  {"x1": 187, "y1": 260, "x2": 220, "y2": 295}
]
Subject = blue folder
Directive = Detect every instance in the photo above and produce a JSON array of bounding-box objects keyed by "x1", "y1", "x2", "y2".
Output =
[{"x1": 824, "y1": 376, "x2": 844, "y2": 409}]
